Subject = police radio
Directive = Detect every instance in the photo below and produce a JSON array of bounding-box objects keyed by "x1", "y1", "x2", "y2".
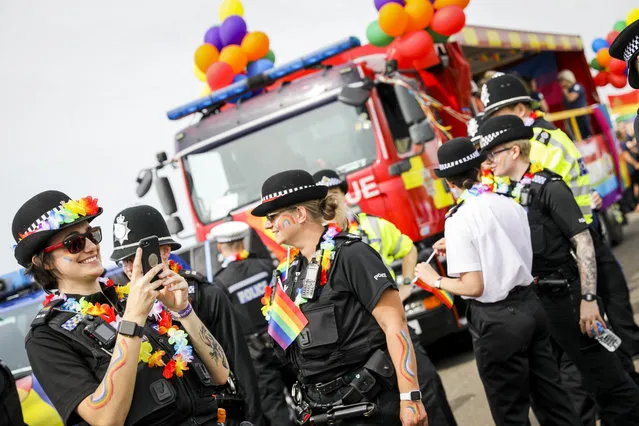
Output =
[{"x1": 300, "y1": 261, "x2": 320, "y2": 300}]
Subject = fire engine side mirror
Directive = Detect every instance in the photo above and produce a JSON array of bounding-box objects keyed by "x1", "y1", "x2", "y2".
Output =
[
  {"x1": 156, "y1": 176, "x2": 178, "y2": 216},
  {"x1": 136, "y1": 170, "x2": 153, "y2": 198},
  {"x1": 410, "y1": 121, "x2": 436, "y2": 145},
  {"x1": 338, "y1": 85, "x2": 371, "y2": 107},
  {"x1": 394, "y1": 85, "x2": 425, "y2": 125}
]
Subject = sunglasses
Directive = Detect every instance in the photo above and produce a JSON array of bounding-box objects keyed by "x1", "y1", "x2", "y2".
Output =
[{"x1": 44, "y1": 226, "x2": 102, "y2": 254}]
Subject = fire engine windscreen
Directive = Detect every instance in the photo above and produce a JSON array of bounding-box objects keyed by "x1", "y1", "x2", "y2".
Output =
[{"x1": 183, "y1": 101, "x2": 377, "y2": 223}]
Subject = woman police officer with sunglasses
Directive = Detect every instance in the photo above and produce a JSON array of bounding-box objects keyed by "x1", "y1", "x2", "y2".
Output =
[{"x1": 13, "y1": 191, "x2": 231, "y2": 426}]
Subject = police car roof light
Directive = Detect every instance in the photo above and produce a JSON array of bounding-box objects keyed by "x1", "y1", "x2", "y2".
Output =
[{"x1": 166, "y1": 37, "x2": 361, "y2": 121}]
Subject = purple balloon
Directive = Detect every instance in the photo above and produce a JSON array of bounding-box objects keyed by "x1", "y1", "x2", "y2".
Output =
[
  {"x1": 374, "y1": 0, "x2": 404, "y2": 11},
  {"x1": 204, "y1": 26, "x2": 223, "y2": 51},
  {"x1": 220, "y1": 15, "x2": 247, "y2": 47}
]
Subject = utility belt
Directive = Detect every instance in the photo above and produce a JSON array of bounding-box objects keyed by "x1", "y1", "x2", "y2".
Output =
[
  {"x1": 291, "y1": 349, "x2": 395, "y2": 424},
  {"x1": 468, "y1": 284, "x2": 532, "y2": 307},
  {"x1": 533, "y1": 265, "x2": 579, "y2": 293},
  {"x1": 245, "y1": 330, "x2": 273, "y2": 359}
]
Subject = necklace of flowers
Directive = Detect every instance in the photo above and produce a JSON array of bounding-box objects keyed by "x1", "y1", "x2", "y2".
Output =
[
  {"x1": 456, "y1": 183, "x2": 494, "y2": 204},
  {"x1": 510, "y1": 162, "x2": 544, "y2": 204},
  {"x1": 221, "y1": 249, "x2": 249, "y2": 268}
]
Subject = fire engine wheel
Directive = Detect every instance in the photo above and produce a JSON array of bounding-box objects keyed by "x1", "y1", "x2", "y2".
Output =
[{"x1": 599, "y1": 206, "x2": 624, "y2": 247}]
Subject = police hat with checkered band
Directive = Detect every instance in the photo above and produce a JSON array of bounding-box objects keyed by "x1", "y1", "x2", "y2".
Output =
[
  {"x1": 312, "y1": 169, "x2": 349, "y2": 194},
  {"x1": 610, "y1": 19, "x2": 639, "y2": 89},
  {"x1": 434, "y1": 137, "x2": 485, "y2": 178},
  {"x1": 251, "y1": 169, "x2": 328, "y2": 217},
  {"x1": 481, "y1": 74, "x2": 534, "y2": 116},
  {"x1": 467, "y1": 112, "x2": 486, "y2": 145},
  {"x1": 208, "y1": 221, "x2": 249, "y2": 243},
  {"x1": 478, "y1": 115, "x2": 534, "y2": 154}
]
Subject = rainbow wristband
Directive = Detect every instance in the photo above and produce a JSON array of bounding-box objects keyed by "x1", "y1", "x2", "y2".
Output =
[{"x1": 172, "y1": 303, "x2": 193, "y2": 319}]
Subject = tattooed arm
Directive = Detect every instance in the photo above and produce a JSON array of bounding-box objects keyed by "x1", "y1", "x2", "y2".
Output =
[
  {"x1": 570, "y1": 229, "x2": 605, "y2": 335},
  {"x1": 178, "y1": 311, "x2": 230, "y2": 385},
  {"x1": 372, "y1": 289, "x2": 428, "y2": 426}
]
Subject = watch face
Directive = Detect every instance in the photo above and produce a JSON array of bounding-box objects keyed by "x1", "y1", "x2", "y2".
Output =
[{"x1": 119, "y1": 321, "x2": 135, "y2": 335}]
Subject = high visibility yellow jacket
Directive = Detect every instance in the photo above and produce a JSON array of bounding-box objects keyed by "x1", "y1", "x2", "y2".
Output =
[{"x1": 529, "y1": 117, "x2": 593, "y2": 223}]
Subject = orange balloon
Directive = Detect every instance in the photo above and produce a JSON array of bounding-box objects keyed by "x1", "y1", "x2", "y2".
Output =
[
  {"x1": 433, "y1": 0, "x2": 470, "y2": 9},
  {"x1": 596, "y1": 48, "x2": 612, "y2": 68},
  {"x1": 241, "y1": 31, "x2": 270, "y2": 62},
  {"x1": 219, "y1": 45, "x2": 248, "y2": 74},
  {"x1": 378, "y1": 3, "x2": 409, "y2": 37},
  {"x1": 405, "y1": 0, "x2": 434, "y2": 32},
  {"x1": 194, "y1": 43, "x2": 219, "y2": 74}
]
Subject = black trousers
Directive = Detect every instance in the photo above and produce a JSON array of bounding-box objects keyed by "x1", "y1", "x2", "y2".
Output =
[
  {"x1": 467, "y1": 286, "x2": 580, "y2": 426},
  {"x1": 536, "y1": 280, "x2": 639, "y2": 426},
  {"x1": 252, "y1": 348, "x2": 295, "y2": 426}
]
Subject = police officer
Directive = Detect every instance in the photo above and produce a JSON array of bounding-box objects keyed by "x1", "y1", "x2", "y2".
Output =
[
  {"x1": 209, "y1": 221, "x2": 294, "y2": 426},
  {"x1": 110, "y1": 205, "x2": 264, "y2": 426},
  {"x1": 15, "y1": 191, "x2": 230, "y2": 425},
  {"x1": 480, "y1": 74, "x2": 639, "y2": 378},
  {"x1": 480, "y1": 115, "x2": 639, "y2": 425},
  {"x1": 414, "y1": 138, "x2": 579, "y2": 426},
  {"x1": 312, "y1": 169, "x2": 458, "y2": 426},
  {"x1": 253, "y1": 170, "x2": 427, "y2": 425}
]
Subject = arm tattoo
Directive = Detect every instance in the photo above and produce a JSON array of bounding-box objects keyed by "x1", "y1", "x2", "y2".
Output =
[
  {"x1": 397, "y1": 329, "x2": 417, "y2": 384},
  {"x1": 199, "y1": 324, "x2": 229, "y2": 370},
  {"x1": 570, "y1": 230, "x2": 597, "y2": 295},
  {"x1": 89, "y1": 339, "x2": 128, "y2": 409}
]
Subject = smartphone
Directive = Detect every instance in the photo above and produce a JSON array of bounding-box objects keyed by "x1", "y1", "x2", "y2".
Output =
[{"x1": 139, "y1": 236, "x2": 161, "y2": 283}]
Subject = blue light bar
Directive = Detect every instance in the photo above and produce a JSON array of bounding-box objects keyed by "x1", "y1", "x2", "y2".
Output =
[{"x1": 167, "y1": 36, "x2": 361, "y2": 121}]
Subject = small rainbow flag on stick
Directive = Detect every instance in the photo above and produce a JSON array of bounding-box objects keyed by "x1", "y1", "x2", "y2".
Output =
[{"x1": 267, "y1": 280, "x2": 308, "y2": 350}]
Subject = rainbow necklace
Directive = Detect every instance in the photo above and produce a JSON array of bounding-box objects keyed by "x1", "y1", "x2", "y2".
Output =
[
  {"x1": 481, "y1": 162, "x2": 543, "y2": 203},
  {"x1": 221, "y1": 250, "x2": 249, "y2": 268},
  {"x1": 456, "y1": 183, "x2": 493, "y2": 204}
]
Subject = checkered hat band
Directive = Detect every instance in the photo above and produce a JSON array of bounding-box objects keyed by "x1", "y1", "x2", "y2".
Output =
[
  {"x1": 624, "y1": 34, "x2": 639, "y2": 63},
  {"x1": 438, "y1": 150, "x2": 481, "y2": 171},
  {"x1": 261, "y1": 185, "x2": 315, "y2": 202},
  {"x1": 480, "y1": 129, "x2": 508, "y2": 149},
  {"x1": 316, "y1": 177, "x2": 342, "y2": 188}
]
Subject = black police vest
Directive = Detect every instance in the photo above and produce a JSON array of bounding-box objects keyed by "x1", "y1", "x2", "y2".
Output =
[
  {"x1": 30, "y1": 298, "x2": 221, "y2": 426},
  {"x1": 524, "y1": 170, "x2": 576, "y2": 276},
  {"x1": 277, "y1": 234, "x2": 388, "y2": 383}
]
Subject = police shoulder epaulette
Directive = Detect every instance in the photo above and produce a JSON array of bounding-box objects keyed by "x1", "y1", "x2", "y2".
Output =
[
  {"x1": 31, "y1": 298, "x2": 65, "y2": 328},
  {"x1": 180, "y1": 269, "x2": 211, "y2": 285},
  {"x1": 534, "y1": 130, "x2": 552, "y2": 145}
]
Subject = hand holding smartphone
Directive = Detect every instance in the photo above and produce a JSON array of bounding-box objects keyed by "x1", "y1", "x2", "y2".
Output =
[{"x1": 139, "y1": 236, "x2": 162, "y2": 286}]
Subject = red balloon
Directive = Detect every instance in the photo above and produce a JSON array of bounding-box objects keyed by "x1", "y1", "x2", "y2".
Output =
[
  {"x1": 593, "y1": 71, "x2": 609, "y2": 87},
  {"x1": 609, "y1": 58, "x2": 627, "y2": 75},
  {"x1": 606, "y1": 30, "x2": 620, "y2": 46},
  {"x1": 430, "y1": 6, "x2": 466, "y2": 36},
  {"x1": 608, "y1": 73, "x2": 627, "y2": 88},
  {"x1": 396, "y1": 31, "x2": 435, "y2": 59},
  {"x1": 206, "y1": 61, "x2": 234, "y2": 90}
]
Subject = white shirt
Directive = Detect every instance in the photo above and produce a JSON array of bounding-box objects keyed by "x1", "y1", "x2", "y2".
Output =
[{"x1": 445, "y1": 192, "x2": 533, "y2": 303}]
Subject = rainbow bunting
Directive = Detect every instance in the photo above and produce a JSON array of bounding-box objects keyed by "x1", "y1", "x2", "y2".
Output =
[
  {"x1": 267, "y1": 281, "x2": 308, "y2": 349},
  {"x1": 414, "y1": 278, "x2": 455, "y2": 309}
]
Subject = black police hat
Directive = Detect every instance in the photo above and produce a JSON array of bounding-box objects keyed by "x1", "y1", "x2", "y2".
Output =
[
  {"x1": 110, "y1": 205, "x2": 181, "y2": 262},
  {"x1": 610, "y1": 20, "x2": 639, "y2": 89},
  {"x1": 12, "y1": 191, "x2": 103, "y2": 267},
  {"x1": 434, "y1": 138, "x2": 485, "y2": 178},
  {"x1": 251, "y1": 170, "x2": 328, "y2": 217},
  {"x1": 467, "y1": 112, "x2": 486, "y2": 146},
  {"x1": 478, "y1": 115, "x2": 534, "y2": 153},
  {"x1": 312, "y1": 169, "x2": 349, "y2": 194},
  {"x1": 481, "y1": 74, "x2": 533, "y2": 116}
]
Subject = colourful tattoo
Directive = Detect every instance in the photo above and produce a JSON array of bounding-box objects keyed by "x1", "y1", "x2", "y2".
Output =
[
  {"x1": 89, "y1": 339, "x2": 128, "y2": 409},
  {"x1": 397, "y1": 330, "x2": 417, "y2": 383},
  {"x1": 406, "y1": 402, "x2": 419, "y2": 417},
  {"x1": 278, "y1": 214, "x2": 296, "y2": 229}
]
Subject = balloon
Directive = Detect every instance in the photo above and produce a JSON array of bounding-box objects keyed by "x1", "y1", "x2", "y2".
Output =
[
  {"x1": 378, "y1": 3, "x2": 409, "y2": 37},
  {"x1": 219, "y1": 0, "x2": 244, "y2": 21},
  {"x1": 367, "y1": 20, "x2": 395, "y2": 47},
  {"x1": 589, "y1": 58, "x2": 604, "y2": 71},
  {"x1": 194, "y1": 65, "x2": 207, "y2": 82},
  {"x1": 219, "y1": 45, "x2": 248, "y2": 74},
  {"x1": 432, "y1": 0, "x2": 470, "y2": 9},
  {"x1": 427, "y1": 27, "x2": 450, "y2": 43},
  {"x1": 264, "y1": 50, "x2": 276, "y2": 63},
  {"x1": 241, "y1": 31, "x2": 270, "y2": 62},
  {"x1": 207, "y1": 62, "x2": 234, "y2": 91},
  {"x1": 374, "y1": 0, "x2": 404, "y2": 11},
  {"x1": 606, "y1": 31, "x2": 620, "y2": 46},
  {"x1": 247, "y1": 58, "x2": 274, "y2": 77},
  {"x1": 405, "y1": 0, "x2": 435, "y2": 33},
  {"x1": 228, "y1": 74, "x2": 251, "y2": 104},
  {"x1": 396, "y1": 30, "x2": 434, "y2": 59},
  {"x1": 593, "y1": 71, "x2": 609, "y2": 87},
  {"x1": 430, "y1": 6, "x2": 466, "y2": 36},
  {"x1": 596, "y1": 48, "x2": 612, "y2": 68},
  {"x1": 591, "y1": 38, "x2": 609, "y2": 53},
  {"x1": 627, "y1": 8, "x2": 639, "y2": 26},
  {"x1": 609, "y1": 58, "x2": 627, "y2": 75},
  {"x1": 220, "y1": 15, "x2": 247, "y2": 47},
  {"x1": 613, "y1": 20, "x2": 627, "y2": 32},
  {"x1": 609, "y1": 73, "x2": 627, "y2": 88},
  {"x1": 194, "y1": 43, "x2": 219, "y2": 74},
  {"x1": 204, "y1": 26, "x2": 223, "y2": 51}
]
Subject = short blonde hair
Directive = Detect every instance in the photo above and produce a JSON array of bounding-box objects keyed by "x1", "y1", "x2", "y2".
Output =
[
  {"x1": 503, "y1": 139, "x2": 531, "y2": 158},
  {"x1": 558, "y1": 70, "x2": 576, "y2": 84}
]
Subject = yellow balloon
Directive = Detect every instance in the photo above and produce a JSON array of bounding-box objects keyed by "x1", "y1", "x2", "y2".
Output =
[
  {"x1": 200, "y1": 85, "x2": 212, "y2": 97},
  {"x1": 219, "y1": 0, "x2": 244, "y2": 21},
  {"x1": 627, "y1": 8, "x2": 639, "y2": 26},
  {"x1": 194, "y1": 65, "x2": 207, "y2": 82}
]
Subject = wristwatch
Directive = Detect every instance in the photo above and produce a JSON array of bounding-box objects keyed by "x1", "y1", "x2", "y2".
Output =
[
  {"x1": 402, "y1": 277, "x2": 413, "y2": 286},
  {"x1": 400, "y1": 390, "x2": 422, "y2": 401},
  {"x1": 581, "y1": 293, "x2": 596, "y2": 302},
  {"x1": 118, "y1": 320, "x2": 144, "y2": 338},
  {"x1": 434, "y1": 277, "x2": 443, "y2": 289}
]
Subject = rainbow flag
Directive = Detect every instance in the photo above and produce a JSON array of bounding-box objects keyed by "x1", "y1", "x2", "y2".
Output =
[
  {"x1": 267, "y1": 281, "x2": 308, "y2": 349},
  {"x1": 413, "y1": 278, "x2": 454, "y2": 309}
]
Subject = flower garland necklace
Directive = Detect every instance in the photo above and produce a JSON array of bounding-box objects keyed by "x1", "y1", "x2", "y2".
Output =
[
  {"x1": 480, "y1": 162, "x2": 543, "y2": 203},
  {"x1": 456, "y1": 183, "x2": 494, "y2": 204},
  {"x1": 221, "y1": 249, "x2": 249, "y2": 268}
]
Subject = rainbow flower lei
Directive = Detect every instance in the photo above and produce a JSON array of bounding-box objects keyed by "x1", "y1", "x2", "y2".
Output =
[
  {"x1": 481, "y1": 162, "x2": 543, "y2": 203},
  {"x1": 221, "y1": 249, "x2": 249, "y2": 268},
  {"x1": 18, "y1": 196, "x2": 99, "y2": 242}
]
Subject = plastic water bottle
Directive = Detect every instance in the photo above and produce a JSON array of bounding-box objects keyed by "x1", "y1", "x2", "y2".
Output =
[{"x1": 594, "y1": 321, "x2": 622, "y2": 352}]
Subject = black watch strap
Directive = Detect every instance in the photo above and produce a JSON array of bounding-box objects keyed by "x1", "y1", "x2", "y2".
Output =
[
  {"x1": 118, "y1": 320, "x2": 144, "y2": 338},
  {"x1": 581, "y1": 293, "x2": 596, "y2": 302}
]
